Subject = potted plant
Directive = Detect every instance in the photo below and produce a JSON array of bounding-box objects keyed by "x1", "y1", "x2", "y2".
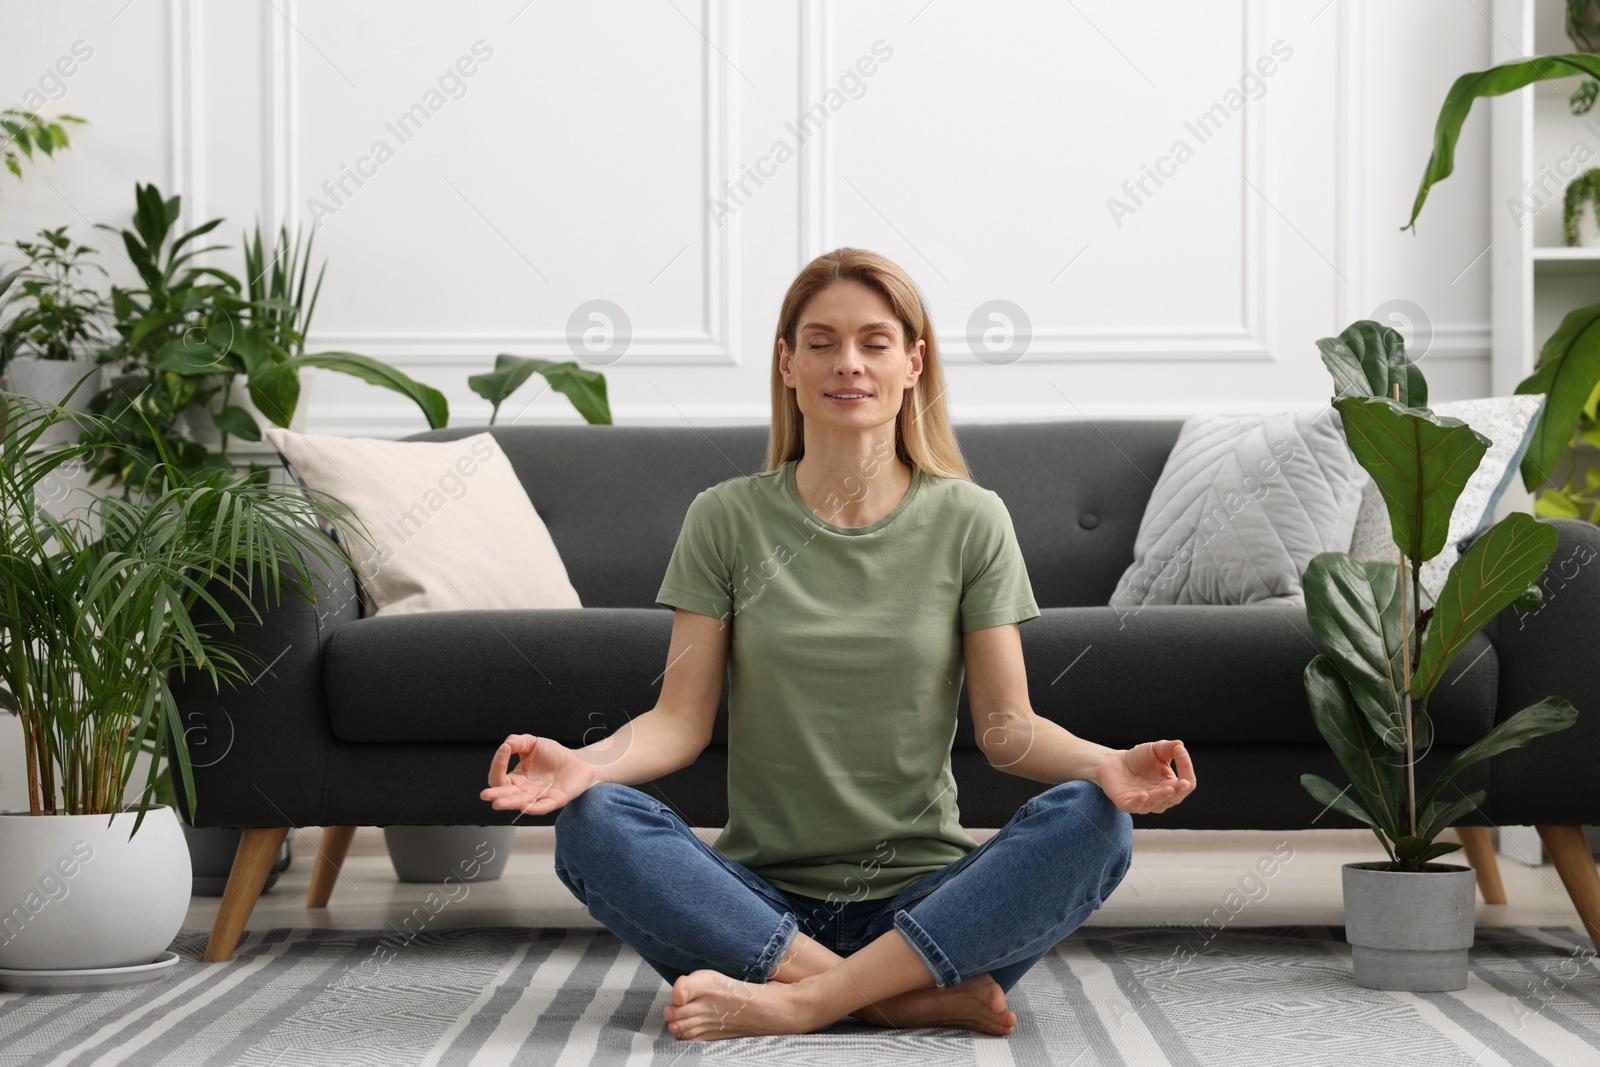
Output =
[
  {"x1": 81, "y1": 184, "x2": 452, "y2": 494},
  {"x1": 1299, "y1": 320, "x2": 1580, "y2": 991},
  {"x1": 0, "y1": 386, "x2": 344, "y2": 988},
  {"x1": 0, "y1": 226, "x2": 112, "y2": 446},
  {"x1": 1567, "y1": 168, "x2": 1600, "y2": 248}
]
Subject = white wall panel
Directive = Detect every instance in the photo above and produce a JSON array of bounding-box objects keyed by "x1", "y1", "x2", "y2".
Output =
[{"x1": 0, "y1": 0, "x2": 1500, "y2": 435}]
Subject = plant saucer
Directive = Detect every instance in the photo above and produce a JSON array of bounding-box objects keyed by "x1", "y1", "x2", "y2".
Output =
[{"x1": 0, "y1": 950, "x2": 180, "y2": 994}]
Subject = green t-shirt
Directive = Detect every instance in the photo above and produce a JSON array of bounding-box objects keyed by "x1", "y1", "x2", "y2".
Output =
[{"x1": 654, "y1": 457, "x2": 1041, "y2": 902}]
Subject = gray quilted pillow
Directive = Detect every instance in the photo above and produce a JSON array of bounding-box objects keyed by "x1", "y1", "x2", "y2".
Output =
[{"x1": 1109, "y1": 410, "x2": 1363, "y2": 613}]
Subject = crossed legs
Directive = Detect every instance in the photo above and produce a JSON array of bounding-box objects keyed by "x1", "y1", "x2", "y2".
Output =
[{"x1": 552, "y1": 779, "x2": 1132, "y2": 1041}]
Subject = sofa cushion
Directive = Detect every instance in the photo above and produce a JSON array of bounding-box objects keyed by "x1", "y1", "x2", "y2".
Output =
[
  {"x1": 325, "y1": 603, "x2": 1497, "y2": 750},
  {"x1": 324, "y1": 607, "x2": 707, "y2": 745},
  {"x1": 957, "y1": 605, "x2": 1498, "y2": 748},
  {"x1": 1109, "y1": 411, "x2": 1364, "y2": 610},
  {"x1": 265, "y1": 428, "x2": 582, "y2": 617}
]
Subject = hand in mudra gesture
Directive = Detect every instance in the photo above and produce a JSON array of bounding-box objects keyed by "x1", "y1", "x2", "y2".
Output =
[
  {"x1": 1096, "y1": 739, "x2": 1195, "y2": 814},
  {"x1": 480, "y1": 734, "x2": 599, "y2": 816}
]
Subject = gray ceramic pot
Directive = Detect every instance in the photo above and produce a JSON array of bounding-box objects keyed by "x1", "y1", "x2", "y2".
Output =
[
  {"x1": 1342, "y1": 860, "x2": 1477, "y2": 991},
  {"x1": 383, "y1": 825, "x2": 516, "y2": 884},
  {"x1": 181, "y1": 825, "x2": 291, "y2": 897}
]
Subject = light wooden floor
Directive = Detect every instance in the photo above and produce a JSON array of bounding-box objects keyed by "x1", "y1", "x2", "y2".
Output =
[{"x1": 183, "y1": 826, "x2": 1591, "y2": 934}]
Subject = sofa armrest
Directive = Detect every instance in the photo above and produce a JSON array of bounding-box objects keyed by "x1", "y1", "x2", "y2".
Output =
[
  {"x1": 1486, "y1": 518, "x2": 1600, "y2": 825},
  {"x1": 166, "y1": 528, "x2": 361, "y2": 828}
]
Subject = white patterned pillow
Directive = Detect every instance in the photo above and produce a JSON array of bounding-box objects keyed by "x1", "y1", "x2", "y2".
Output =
[
  {"x1": 1109, "y1": 410, "x2": 1364, "y2": 611},
  {"x1": 1346, "y1": 394, "x2": 1545, "y2": 598}
]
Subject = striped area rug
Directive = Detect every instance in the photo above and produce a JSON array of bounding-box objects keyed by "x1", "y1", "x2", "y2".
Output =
[{"x1": 1, "y1": 925, "x2": 1597, "y2": 1066}]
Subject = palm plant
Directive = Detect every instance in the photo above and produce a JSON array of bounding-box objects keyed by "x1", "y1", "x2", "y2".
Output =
[
  {"x1": 1299, "y1": 321, "x2": 1579, "y2": 871},
  {"x1": 0, "y1": 382, "x2": 350, "y2": 832}
]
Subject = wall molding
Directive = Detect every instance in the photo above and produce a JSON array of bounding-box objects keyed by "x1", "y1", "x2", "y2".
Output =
[
  {"x1": 803, "y1": 0, "x2": 1274, "y2": 363},
  {"x1": 168, "y1": 0, "x2": 202, "y2": 231},
  {"x1": 266, "y1": 0, "x2": 739, "y2": 364}
]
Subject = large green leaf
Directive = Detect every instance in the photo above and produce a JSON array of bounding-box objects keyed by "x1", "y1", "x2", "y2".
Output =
[
  {"x1": 212, "y1": 405, "x2": 261, "y2": 442},
  {"x1": 1301, "y1": 772, "x2": 1379, "y2": 831},
  {"x1": 467, "y1": 355, "x2": 612, "y2": 425},
  {"x1": 259, "y1": 352, "x2": 448, "y2": 429},
  {"x1": 1412, "y1": 513, "x2": 1560, "y2": 698},
  {"x1": 1393, "y1": 836, "x2": 1463, "y2": 867},
  {"x1": 1316, "y1": 320, "x2": 1427, "y2": 408},
  {"x1": 1303, "y1": 655, "x2": 1407, "y2": 845},
  {"x1": 1417, "y1": 791, "x2": 1487, "y2": 845},
  {"x1": 1335, "y1": 395, "x2": 1490, "y2": 564},
  {"x1": 1302, "y1": 554, "x2": 1431, "y2": 752},
  {"x1": 247, "y1": 368, "x2": 300, "y2": 429},
  {"x1": 1406, "y1": 55, "x2": 1600, "y2": 232},
  {"x1": 1416, "y1": 697, "x2": 1578, "y2": 816},
  {"x1": 1515, "y1": 301, "x2": 1600, "y2": 491}
]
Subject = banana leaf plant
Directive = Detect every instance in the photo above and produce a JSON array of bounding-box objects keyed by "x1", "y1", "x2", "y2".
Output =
[
  {"x1": 1300, "y1": 320, "x2": 1579, "y2": 871},
  {"x1": 1404, "y1": 54, "x2": 1600, "y2": 522},
  {"x1": 468, "y1": 355, "x2": 612, "y2": 425}
]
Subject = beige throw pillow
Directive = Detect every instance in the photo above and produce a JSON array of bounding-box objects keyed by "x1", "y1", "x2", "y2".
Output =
[{"x1": 264, "y1": 428, "x2": 582, "y2": 616}]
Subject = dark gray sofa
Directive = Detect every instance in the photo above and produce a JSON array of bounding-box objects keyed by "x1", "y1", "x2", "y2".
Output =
[{"x1": 170, "y1": 420, "x2": 1600, "y2": 961}]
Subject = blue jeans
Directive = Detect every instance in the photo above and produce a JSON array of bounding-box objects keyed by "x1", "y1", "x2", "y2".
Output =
[{"x1": 552, "y1": 778, "x2": 1133, "y2": 993}]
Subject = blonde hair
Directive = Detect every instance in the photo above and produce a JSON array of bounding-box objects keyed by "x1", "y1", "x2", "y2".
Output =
[{"x1": 765, "y1": 247, "x2": 971, "y2": 480}]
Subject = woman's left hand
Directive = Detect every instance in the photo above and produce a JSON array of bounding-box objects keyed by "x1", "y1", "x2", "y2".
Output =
[{"x1": 1095, "y1": 740, "x2": 1196, "y2": 814}]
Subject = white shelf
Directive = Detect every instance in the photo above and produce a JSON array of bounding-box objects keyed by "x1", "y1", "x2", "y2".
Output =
[
  {"x1": 1532, "y1": 246, "x2": 1600, "y2": 258},
  {"x1": 1532, "y1": 246, "x2": 1600, "y2": 275}
]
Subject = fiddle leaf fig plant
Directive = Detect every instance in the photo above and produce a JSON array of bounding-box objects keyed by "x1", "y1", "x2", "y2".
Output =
[
  {"x1": 1404, "y1": 53, "x2": 1600, "y2": 524},
  {"x1": 1299, "y1": 321, "x2": 1579, "y2": 872}
]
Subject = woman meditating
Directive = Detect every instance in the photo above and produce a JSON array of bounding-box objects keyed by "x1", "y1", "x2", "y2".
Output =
[{"x1": 481, "y1": 247, "x2": 1197, "y2": 1042}]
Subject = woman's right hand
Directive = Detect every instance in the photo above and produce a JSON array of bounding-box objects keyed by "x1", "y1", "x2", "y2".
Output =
[{"x1": 480, "y1": 733, "x2": 599, "y2": 816}]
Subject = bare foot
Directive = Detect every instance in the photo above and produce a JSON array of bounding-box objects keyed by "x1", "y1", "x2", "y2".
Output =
[
  {"x1": 662, "y1": 968, "x2": 822, "y2": 1041},
  {"x1": 851, "y1": 972, "x2": 1017, "y2": 1035}
]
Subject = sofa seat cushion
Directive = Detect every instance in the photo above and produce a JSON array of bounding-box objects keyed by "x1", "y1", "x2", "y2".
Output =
[
  {"x1": 970, "y1": 605, "x2": 1498, "y2": 748},
  {"x1": 326, "y1": 604, "x2": 1498, "y2": 750},
  {"x1": 325, "y1": 608, "x2": 695, "y2": 744}
]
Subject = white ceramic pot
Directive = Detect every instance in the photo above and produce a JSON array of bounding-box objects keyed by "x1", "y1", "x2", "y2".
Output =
[
  {"x1": 0, "y1": 806, "x2": 192, "y2": 971},
  {"x1": 384, "y1": 825, "x2": 516, "y2": 884},
  {"x1": 2, "y1": 357, "x2": 104, "y2": 446},
  {"x1": 1342, "y1": 860, "x2": 1477, "y2": 991}
]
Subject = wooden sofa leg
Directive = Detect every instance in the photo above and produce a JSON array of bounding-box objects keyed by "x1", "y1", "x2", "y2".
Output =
[
  {"x1": 1455, "y1": 826, "x2": 1507, "y2": 905},
  {"x1": 1537, "y1": 825, "x2": 1600, "y2": 950},
  {"x1": 204, "y1": 827, "x2": 291, "y2": 962},
  {"x1": 308, "y1": 826, "x2": 357, "y2": 908}
]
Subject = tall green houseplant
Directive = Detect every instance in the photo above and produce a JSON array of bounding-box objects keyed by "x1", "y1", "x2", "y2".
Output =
[
  {"x1": 1404, "y1": 52, "x2": 1600, "y2": 525},
  {"x1": 1300, "y1": 321, "x2": 1579, "y2": 870}
]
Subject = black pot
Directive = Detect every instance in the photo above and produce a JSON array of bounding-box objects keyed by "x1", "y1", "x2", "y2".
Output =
[{"x1": 181, "y1": 825, "x2": 292, "y2": 897}]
